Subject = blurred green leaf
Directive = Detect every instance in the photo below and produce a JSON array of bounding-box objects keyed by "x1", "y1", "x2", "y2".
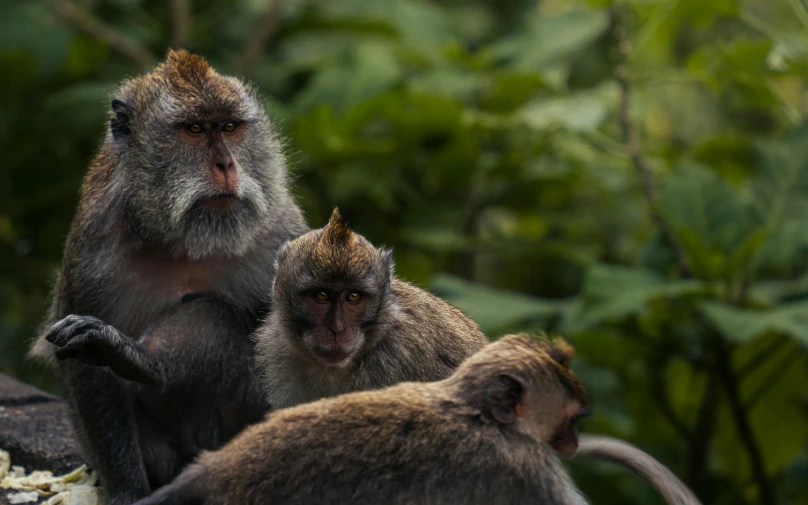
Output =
[
  {"x1": 576, "y1": 264, "x2": 708, "y2": 327},
  {"x1": 487, "y1": 8, "x2": 609, "y2": 71},
  {"x1": 516, "y1": 82, "x2": 618, "y2": 132},
  {"x1": 700, "y1": 300, "x2": 808, "y2": 344},
  {"x1": 294, "y1": 42, "x2": 402, "y2": 113},
  {"x1": 430, "y1": 273, "x2": 566, "y2": 335}
]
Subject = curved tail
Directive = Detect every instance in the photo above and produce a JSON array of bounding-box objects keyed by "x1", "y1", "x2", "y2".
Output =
[
  {"x1": 131, "y1": 464, "x2": 206, "y2": 505},
  {"x1": 575, "y1": 434, "x2": 702, "y2": 505}
]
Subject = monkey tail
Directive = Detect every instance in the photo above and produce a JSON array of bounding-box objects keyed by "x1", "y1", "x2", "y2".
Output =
[
  {"x1": 131, "y1": 464, "x2": 207, "y2": 505},
  {"x1": 575, "y1": 434, "x2": 702, "y2": 505}
]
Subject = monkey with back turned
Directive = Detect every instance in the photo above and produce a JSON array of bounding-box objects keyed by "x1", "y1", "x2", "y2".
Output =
[
  {"x1": 255, "y1": 208, "x2": 489, "y2": 409},
  {"x1": 29, "y1": 50, "x2": 308, "y2": 505},
  {"x1": 134, "y1": 334, "x2": 703, "y2": 505},
  {"x1": 133, "y1": 334, "x2": 592, "y2": 505}
]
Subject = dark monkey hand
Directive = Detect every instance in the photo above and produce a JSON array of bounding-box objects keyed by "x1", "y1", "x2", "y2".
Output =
[{"x1": 46, "y1": 315, "x2": 160, "y2": 384}]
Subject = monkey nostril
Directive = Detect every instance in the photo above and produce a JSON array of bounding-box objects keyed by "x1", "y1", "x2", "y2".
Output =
[{"x1": 215, "y1": 157, "x2": 236, "y2": 173}]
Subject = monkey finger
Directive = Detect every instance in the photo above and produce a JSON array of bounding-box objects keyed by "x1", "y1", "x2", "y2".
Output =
[
  {"x1": 46, "y1": 315, "x2": 105, "y2": 346},
  {"x1": 55, "y1": 346, "x2": 107, "y2": 367},
  {"x1": 46, "y1": 318, "x2": 86, "y2": 346},
  {"x1": 54, "y1": 333, "x2": 107, "y2": 366}
]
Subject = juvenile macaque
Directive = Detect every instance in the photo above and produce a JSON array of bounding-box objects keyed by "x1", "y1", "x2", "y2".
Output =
[
  {"x1": 29, "y1": 49, "x2": 307, "y2": 504},
  {"x1": 133, "y1": 334, "x2": 591, "y2": 505},
  {"x1": 256, "y1": 209, "x2": 488, "y2": 409}
]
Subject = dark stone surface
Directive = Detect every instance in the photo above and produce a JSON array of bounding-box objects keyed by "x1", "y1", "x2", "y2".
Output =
[
  {"x1": 0, "y1": 374, "x2": 88, "y2": 504},
  {"x1": 0, "y1": 375, "x2": 58, "y2": 407},
  {"x1": 0, "y1": 374, "x2": 86, "y2": 478},
  {"x1": 0, "y1": 401, "x2": 85, "y2": 475}
]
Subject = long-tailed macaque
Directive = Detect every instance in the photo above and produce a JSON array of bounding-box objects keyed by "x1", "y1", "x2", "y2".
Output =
[{"x1": 30, "y1": 49, "x2": 307, "y2": 504}]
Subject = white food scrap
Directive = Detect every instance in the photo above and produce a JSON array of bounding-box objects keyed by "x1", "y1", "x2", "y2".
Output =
[
  {"x1": 8, "y1": 491, "x2": 39, "y2": 504},
  {"x1": 0, "y1": 448, "x2": 102, "y2": 505},
  {"x1": 0, "y1": 450, "x2": 9, "y2": 479}
]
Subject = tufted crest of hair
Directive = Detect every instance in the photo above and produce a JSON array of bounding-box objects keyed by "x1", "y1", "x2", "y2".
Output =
[
  {"x1": 451, "y1": 334, "x2": 589, "y2": 417},
  {"x1": 275, "y1": 209, "x2": 390, "y2": 294},
  {"x1": 115, "y1": 49, "x2": 261, "y2": 134}
]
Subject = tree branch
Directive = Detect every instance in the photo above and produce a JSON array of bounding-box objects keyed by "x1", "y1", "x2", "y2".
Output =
[
  {"x1": 43, "y1": 0, "x2": 156, "y2": 69},
  {"x1": 611, "y1": 8, "x2": 690, "y2": 277},
  {"x1": 745, "y1": 342, "x2": 801, "y2": 410},
  {"x1": 737, "y1": 334, "x2": 789, "y2": 379},
  {"x1": 648, "y1": 358, "x2": 692, "y2": 439},
  {"x1": 715, "y1": 338, "x2": 776, "y2": 505},
  {"x1": 684, "y1": 369, "x2": 719, "y2": 501},
  {"x1": 238, "y1": 0, "x2": 287, "y2": 75},
  {"x1": 171, "y1": 0, "x2": 191, "y2": 48}
]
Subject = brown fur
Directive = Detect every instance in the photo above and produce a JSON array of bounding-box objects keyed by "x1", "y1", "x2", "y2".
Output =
[
  {"x1": 256, "y1": 209, "x2": 489, "y2": 410},
  {"x1": 136, "y1": 335, "x2": 590, "y2": 505},
  {"x1": 307, "y1": 208, "x2": 373, "y2": 280}
]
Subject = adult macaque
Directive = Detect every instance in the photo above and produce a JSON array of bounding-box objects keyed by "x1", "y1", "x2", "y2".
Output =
[
  {"x1": 30, "y1": 49, "x2": 307, "y2": 504},
  {"x1": 256, "y1": 209, "x2": 488, "y2": 409}
]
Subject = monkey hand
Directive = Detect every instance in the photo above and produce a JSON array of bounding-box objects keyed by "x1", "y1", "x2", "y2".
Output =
[{"x1": 45, "y1": 315, "x2": 159, "y2": 384}]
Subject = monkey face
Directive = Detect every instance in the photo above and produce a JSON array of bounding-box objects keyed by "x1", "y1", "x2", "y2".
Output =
[
  {"x1": 271, "y1": 209, "x2": 394, "y2": 366},
  {"x1": 520, "y1": 369, "x2": 589, "y2": 457},
  {"x1": 456, "y1": 336, "x2": 590, "y2": 458},
  {"x1": 287, "y1": 279, "x2": 384, "y2": 366},
  {"x1": 112, "y1": 51, "x2": 277, "y2": 259}
]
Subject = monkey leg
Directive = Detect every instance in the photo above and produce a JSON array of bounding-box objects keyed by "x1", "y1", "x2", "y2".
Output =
[{"x1": 59, "y1": 359, "x2": 150, "y2": 505}]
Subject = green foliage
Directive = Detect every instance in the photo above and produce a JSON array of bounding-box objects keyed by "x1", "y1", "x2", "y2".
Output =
[{"x1": 1, "y1": 0, "x2": 807, "y2": 504}]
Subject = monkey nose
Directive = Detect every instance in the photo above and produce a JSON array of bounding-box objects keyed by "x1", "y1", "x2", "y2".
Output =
[
  {"x1": 214, "y1": 155, "x2": 235, "y2": 174},
  {"x1": 211, "y1": 157, "x2": 239, "y2": 193}
]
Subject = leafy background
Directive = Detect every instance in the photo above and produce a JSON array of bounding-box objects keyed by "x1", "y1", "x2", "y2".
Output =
[{"x1": 1, "y1": 0, "x2": 807, "y2": 504}]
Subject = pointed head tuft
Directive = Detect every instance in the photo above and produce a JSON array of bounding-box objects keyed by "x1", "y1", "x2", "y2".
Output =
[
  {"x1": 321, "y1": 208, "x2": 354, "y2": 248},
  {"x1": 161, "y1": 49, "x2": 214, "y2": 96}
]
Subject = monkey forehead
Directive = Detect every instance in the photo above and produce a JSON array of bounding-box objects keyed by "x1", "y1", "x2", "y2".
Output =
[{"x1": 119, "y1": 54, "x2": 261, "y2": 123}]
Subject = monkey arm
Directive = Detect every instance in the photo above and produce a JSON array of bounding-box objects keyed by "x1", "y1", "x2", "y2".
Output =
[
  {"x1": 59, "y1": 359, "x2": 151, "y2": 505},
  {"x1": 45, "y1": 297, "x2": 255, "y2": 387},
  {"x1": 46, "y1": 314, "x2": 162, "y2": 384}
]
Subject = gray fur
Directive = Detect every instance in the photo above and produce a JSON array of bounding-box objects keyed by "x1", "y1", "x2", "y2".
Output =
[
  {"x1": 29, "y1": 50, "x2": 308, "y2": 505},
  {"x1": 255, "y1": 217, "x2": 487, "y2": 410}
]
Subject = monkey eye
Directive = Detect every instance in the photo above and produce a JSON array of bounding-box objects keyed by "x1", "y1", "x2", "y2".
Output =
[
  {"x1": 222, "y1": 122, "x2": 237, "y2": 133},
  {"x1": 186, "y1": 123, "x2": 204, "y2": 135},
  {"x1": 314, "y1": 291, "x2": 329, "y2": 302},
  {"x1": 346, "y1": 292, "x2": 362, "y2": 303}
]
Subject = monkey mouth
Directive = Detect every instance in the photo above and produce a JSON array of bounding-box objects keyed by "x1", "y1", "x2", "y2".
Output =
[
  {"x1": 314, "y1": 348, "x2": 351, "y2": 364},
  {"x1": 204, "y1": 193, "x2": 240, "y2": 209}
]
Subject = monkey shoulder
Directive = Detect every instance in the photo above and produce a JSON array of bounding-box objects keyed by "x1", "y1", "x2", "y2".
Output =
[{"x1": 388, "y1": 278, "x2": 488, "y2": 347}]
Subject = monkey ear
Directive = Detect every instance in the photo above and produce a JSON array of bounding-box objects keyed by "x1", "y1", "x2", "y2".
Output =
[
  {"x1": 547, "y1": 340, "x2": 575, "y2": 369},
  {"x1": 381, "y1": 248, "x2": 395, "y2": 278},
  {"x1": 270, "y1": 242, "x2": 291, "y2": 289},
  {"x1": 488, "y1": 373, "x2": 526, "y2": 425},
  {"x1": 110, "y1": 99, "x2": 132, "y2": 140}
]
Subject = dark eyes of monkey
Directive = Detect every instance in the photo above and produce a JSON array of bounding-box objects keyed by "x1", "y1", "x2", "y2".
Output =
[
  {"x1": 187, "y1": 123, "x2": 204, "y2": 134},
  {"x1": 312, "y1": 291, "x2": 362, "y2": 302},
  {"x1": 185, "y1": 122, "x2": 238, "y2": 135}
]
